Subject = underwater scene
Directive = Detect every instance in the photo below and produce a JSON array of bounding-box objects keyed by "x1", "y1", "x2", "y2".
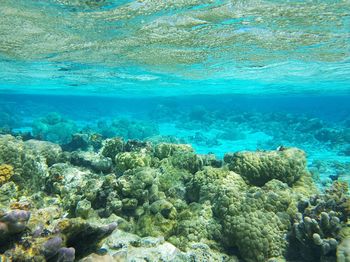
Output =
[{"x1": 0, "y1": 0, "x2": 350, "y2": 261}]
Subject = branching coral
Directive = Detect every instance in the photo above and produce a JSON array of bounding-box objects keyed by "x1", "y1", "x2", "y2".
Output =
[{"x1": 288, "y1": 181, "x2": 350, "y2": 261}]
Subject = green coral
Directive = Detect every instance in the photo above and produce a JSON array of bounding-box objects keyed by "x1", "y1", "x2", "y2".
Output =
[
  {"x1": 224, "y1": 147, "x2": 306, "y2": 186},
  {"x1": 25, "y1": 139, "x2": 63, "y2": 166},
  {"x1": 186, "y1": 167, "x2": 300, "y2": 261},
  {"x1": 32, "y1": 112, "x2": 78, "y2": 144},
  {"x1": 100, "y1": 137, "x2": 124, "y2": 160},
  {"x1": 46, "y1": 163, "x2": 103, "y2": 216},
  {"x1": 0, "y1": 135, "x2": 50, "y2": 192},
  {"x1": 157, "y1": 160, "x2": 191, "y2": 195},
  {"x1": 215, "y1": 181, "x2": 297, "y2": 262},
  {"x1": 170, "y1": 151, "x2": 203, "y2": 174},
  {"x1": 154, "y1": 143, "x2": 193, "y2": 160},
  {"x1": 169, "y1": 201, "x2": 222, "y2": 250},
  {"x1": 136, "y1": 199, "x2": 177, "y2": 238},
  {"x1": 337, "y1": 238, "x2": 350, "y2": 262},
  {"x1": 0, "y1": 182, "x2": 18, "y2": 208},
  {"x1": 186, "y1": 167, "x2": 246, "y2": 203},
  {"x1": 115, "y1": 152, "x2": 151, "y2": 173}
]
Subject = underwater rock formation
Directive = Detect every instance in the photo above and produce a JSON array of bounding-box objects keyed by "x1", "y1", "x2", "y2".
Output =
[
  {"x1": 62, "y1": 133, "x2": 103, "y2": 152},
  {"x1": 92, "y1": 229, "x2": 238, "y2": 262}
]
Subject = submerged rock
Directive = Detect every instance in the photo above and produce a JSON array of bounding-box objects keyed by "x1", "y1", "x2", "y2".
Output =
[{"x1": 92, "y1": 229, "x2": 237, "y2": 262}]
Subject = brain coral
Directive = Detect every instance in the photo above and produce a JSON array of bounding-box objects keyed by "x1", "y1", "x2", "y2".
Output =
[
  {"x1": 214, "y1": 180, "x2": 297, "y2": 262},
  {"x1": 187, "y1": 166, "x2": 301, "y2": 262},
  {"x1": 224, "y1": 147, "x2": 306, "y2": 186}
]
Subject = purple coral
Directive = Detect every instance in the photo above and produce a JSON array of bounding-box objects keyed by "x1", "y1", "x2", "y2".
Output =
[
  {"x1": 57, "y1": 247, "x2": 75, "y2": 262},
  {"x1": 0, "y1": 209, "x2": 30, "y2": 234},
  {"x1": 41, "y1": 236, "x2": 63, "y2": 259}
]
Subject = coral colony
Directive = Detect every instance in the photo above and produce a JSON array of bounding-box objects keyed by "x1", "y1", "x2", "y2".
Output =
[{"x1": 0, "y1": 133, "x2": 349, "y2": 261}]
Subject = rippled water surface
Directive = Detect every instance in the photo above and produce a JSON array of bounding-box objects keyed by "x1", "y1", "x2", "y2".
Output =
[{"x1": 0, "y1": 0, "x2": 349, "y2": 95}]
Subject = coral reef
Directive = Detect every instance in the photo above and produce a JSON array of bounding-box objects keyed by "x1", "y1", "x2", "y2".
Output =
[
  {"x1": 32, "y1": 112, "x2": 78, "y2": 144},
  {"x1": 0, "y1": 134, "x2": 348, "y2": 262},
  {"x1": 0, "y1": 135, "x2": 62, "y2": 192},
  {"x1": 100, "y1": 137, "x2": 124, "y2": 160},
  {"x1": 115, "y1": 151, "x2": 151, "y2": 174},
  {"x1": 97, "y1": 119, "x2": 159, "y2": 140}
]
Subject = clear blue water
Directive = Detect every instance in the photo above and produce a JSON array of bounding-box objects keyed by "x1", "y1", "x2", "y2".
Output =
[
  {"x1": 0, "y1": 0, "x2": 350, "y2": 184},
  {"x1": 1, "y1": 1, "x2": 350, "y2": 261}
]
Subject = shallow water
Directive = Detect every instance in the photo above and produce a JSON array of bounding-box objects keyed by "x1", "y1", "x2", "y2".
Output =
[
  {"x1": 1, "y1": 93, "x2": 350, "y2": 188},
  {"x1": 0, "y1": 1, "x2": 350, "y2": 261}
]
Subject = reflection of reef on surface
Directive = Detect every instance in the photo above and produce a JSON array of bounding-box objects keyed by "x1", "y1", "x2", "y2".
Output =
[{"x1": 0, "y1": 133, "x2": 349, "y2": 261}]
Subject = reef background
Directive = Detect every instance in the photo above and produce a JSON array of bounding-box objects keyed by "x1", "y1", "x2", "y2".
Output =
[{"x1": 1, "y1": 93, "x2": 350, "y2": 188}]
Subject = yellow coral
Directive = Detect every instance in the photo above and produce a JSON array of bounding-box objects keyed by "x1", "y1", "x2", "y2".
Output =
[
  {"x1": 0, "y1": 254, "x2": 13, "y2": 261},
  {"x1": 0, "y1": 164, "x2": 14, "y2": 184}
]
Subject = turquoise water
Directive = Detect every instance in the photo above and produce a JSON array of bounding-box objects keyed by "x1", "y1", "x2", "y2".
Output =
[
  {"x1": 0, "y1": 0, "x2": 349, "y2": 96},
  {"x1": 1, "y1": 1, "x2": 350, "y2": 261},
  {"x1": 0, "y1": 0, "x2": 350, "y2": 191}
]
